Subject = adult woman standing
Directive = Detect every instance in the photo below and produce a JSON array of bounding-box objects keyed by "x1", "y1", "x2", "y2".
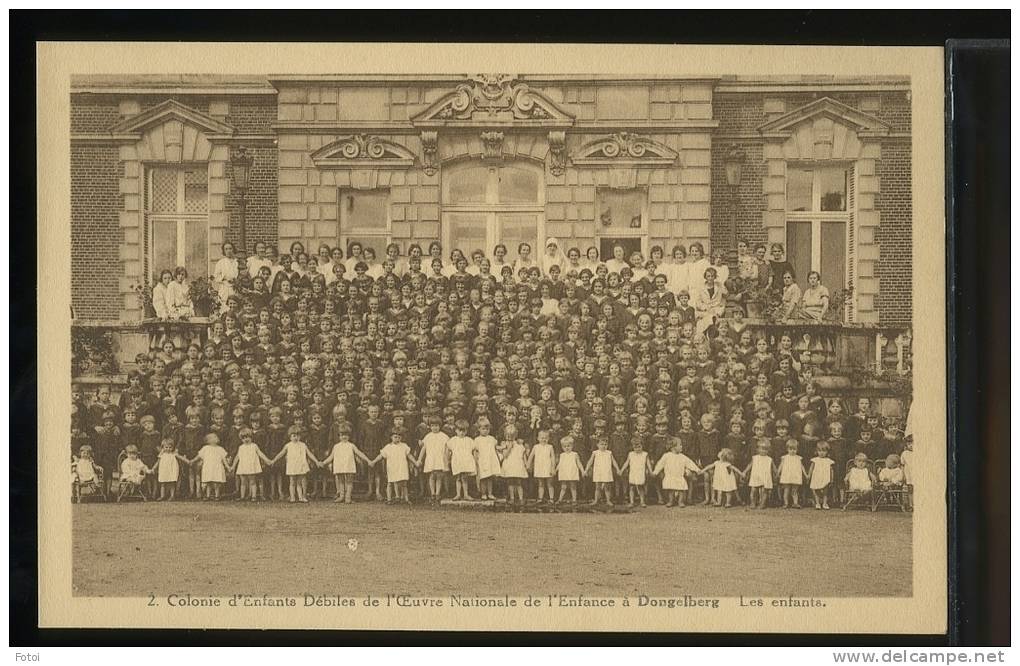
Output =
[
  {"x1": 604, "y1": 244, "x2": 629, "y2": 275},
  {"x1": 152, "y1": 269, "x2": 174, "y2": 319},
  {"x1": 666, "y1": 244, "x2": 690, "y2": 297},
  {"x1": 539, "y1": 237, "x2": 568, "y2": 277},
  {"x1": 693, "y1": 266, "x2": 726, "y2": 338},
  {"x1": 780, "y1": 270, "x2": 803, "y2": 320},
  {"x1": 385, "y1": 242, "x2": 405, "y2": 277},
  {"x1": 513, "y1": 242, "x2": 537, "y2": 275},
  {"x1": 212, "y1": 242, "x2": 239, "y2": 304},
  {"x1": 799, "y1": 271, "x2": 830, "y2": 321},
  {"x1": 288, "y1": 241, "x2": 306, "y2": 272},
  {"x1": 166, "y1": 266, "x2": 194, "y2": 318},
  {"x1": 491, "y1": 243, "x2": 510, "y2": 275}
]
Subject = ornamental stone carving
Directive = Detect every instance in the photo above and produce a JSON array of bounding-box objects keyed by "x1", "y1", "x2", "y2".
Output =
[{"x1": 571, "y1": 132, "x2": 678, "y2": 166}]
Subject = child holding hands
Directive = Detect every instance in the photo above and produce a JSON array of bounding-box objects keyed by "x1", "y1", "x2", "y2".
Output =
[
  {"x1": 268, "y1": 426, "x2": 320, "y2": 503},
  {"x1": 370, "y1": 430, "x2": 418, "y2": 504},
  {"x1": 652, "y1": 437, "x2": 702, "y2": 507},
  {"x1": 555, "y1": 435, "x2": 585, "y2": 504},
  {"x1": 584, "y1": 438, "x2": 620, "y2": 506},
  {"x1": 699, "y1": 448, "x2": 744, "y2": 508},
  {"x1": 320, "y1": 423, "x2": 373, "y2": 504},
  {"x1": 619, "y1": 438, "x2": 654, "y2": 507}
]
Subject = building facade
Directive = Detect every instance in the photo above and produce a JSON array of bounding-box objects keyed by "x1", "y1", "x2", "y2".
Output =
[{"x1": 70, "y1": 74, "x2": 912, "y2": 326}]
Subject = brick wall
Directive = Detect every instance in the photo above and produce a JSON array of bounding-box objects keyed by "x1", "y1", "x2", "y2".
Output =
[
  {"x1": 712, "y1": 88, "x2": 913, "y2": 325},
  {"x1": 875, "y1": 141, "x2": 913, "y2": 325},
  {"x1": 71, "y1": 144, "x2": 122, "y2": 319},
  {"x1": 225, "y1": 145, "x2": 278, "y2": 254},
  {"x1": 70, "y1": 92, "x2": 279, "y2": 318}
]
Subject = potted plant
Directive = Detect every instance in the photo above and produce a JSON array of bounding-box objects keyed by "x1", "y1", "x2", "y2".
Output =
[
  {"x1": 188, "y1": 276, "x2": 220, "y2": 317},
  {"x1": 130, "y1": 283, "x2": 156, "y2": 319}
]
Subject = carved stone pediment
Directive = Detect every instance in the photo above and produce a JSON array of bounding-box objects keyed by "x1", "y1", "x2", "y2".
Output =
[
  {"x1": 310, "y1": 135, "x2": 416, "y2": 169},
  {"x1": 571, "y1": 132, "x2": 678, "y2": 167},
  {"x1": 110, "y1": 99, "x2": 235, "y2": 137},
  {"x1": 412, "y1": 75, "x2": 574, "y2": 128},
  {"x1": 757, "y1": 97, "x2": 889, "y2": 138}
]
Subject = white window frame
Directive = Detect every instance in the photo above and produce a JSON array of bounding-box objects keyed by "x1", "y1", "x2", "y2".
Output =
[
  {"x1": 338, "y1": 188, "x2": 393, "y2": 255},
  {"x1": 785, "y1": 163, "x2": 852, "y2": 286},
  {"x1": 145, "y1": 165, "x2": 209, "y2": 282},
  {"x1": 441, "y1": 161, "x2": 545, "y2": 253},
  {"x1": 595, "y1": 186, "x2": 650, "y2": 257}
]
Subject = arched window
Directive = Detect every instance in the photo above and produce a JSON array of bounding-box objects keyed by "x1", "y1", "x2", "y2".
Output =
[{"x1": 441, "y1": 161, "x2": 544, "y2": 257}]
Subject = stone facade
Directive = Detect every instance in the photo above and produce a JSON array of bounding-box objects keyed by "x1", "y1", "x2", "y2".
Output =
[{"x1": 70, "y1": 74, "x2": 912, "y2": 326}]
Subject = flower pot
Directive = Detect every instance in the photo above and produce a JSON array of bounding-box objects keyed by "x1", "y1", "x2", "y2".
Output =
[{"x1": 193, "y1": 301, "x2": 211, "y2": 317}]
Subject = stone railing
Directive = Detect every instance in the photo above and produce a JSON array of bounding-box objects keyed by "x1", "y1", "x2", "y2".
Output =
[{"x1": 736, "y1": 318, "x2": 912, "y2": 399}]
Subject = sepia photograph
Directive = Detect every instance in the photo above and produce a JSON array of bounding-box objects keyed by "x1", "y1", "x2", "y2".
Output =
[{"x1": 37, "y1": 42, "x2": 947, "y2": 633}]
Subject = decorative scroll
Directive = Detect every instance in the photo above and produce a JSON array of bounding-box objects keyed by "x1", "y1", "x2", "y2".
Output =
[
  {"x1": 310, "y1": 135, "x2": 416, "y2": 169},
  {"x1": 413, "y1": 75, "x2": 573, "y2": 126},
  {"x1": 571, "y1": 132, "x2": 678, "y2": 166}
]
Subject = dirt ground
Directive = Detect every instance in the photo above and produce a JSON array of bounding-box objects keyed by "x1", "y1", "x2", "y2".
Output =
[{"x1": 73, "y1": 500, "x2": 911, "y2": 598}]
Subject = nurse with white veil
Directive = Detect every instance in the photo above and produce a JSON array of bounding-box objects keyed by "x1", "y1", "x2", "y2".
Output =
[{"x1": 539, "y1": 237, "x2": 569, "y2": 277}]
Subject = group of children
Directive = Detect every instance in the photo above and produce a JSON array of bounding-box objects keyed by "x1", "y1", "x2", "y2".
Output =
[{"x1": 70, "y1": 239, "x2": 914, "y2": 512}]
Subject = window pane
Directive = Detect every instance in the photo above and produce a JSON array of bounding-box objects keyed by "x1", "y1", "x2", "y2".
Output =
[
  {"x1": 820, "y1": 221, "x2": 846, "y2": 292},
  {"x1": 151, "y1": 218, "x2": 178, "y2": 280},
  {"x1": 341, "y1": 190, "x2": 389, "y2": 231},
  {"x1": 185, "y1": 219, "x2": 208, "y2": 280},
  {"x1": 445, "y1": 166, "x2": 489, "y2": 204},
  {"x1": 151, "y1": 169, "x2": 179, "y2": 213},
  {"x1": 819, "y1": 167, "x2": 847, "y2": 211},
  {"x1": 786, "y1": 220, "x2": 812, "y2": 286},
  {"x1": 497, "y1": 166, "x2": 539, "y2": 204},
  {"x1": 786, "y1": 167, "x2": 812, "y2": 212},
  {"x1": 597, "y1": 189, "x2": 645, "y2": 229},
  {"x1": 445, "y1": 213, "x2": 489, "y2": 255},
  {"x1": 182, "y1": 168, "x2": 208, "y2": 213},
  {"x1": 498, "y1": 213, "x2": 538, "y2": 255}
]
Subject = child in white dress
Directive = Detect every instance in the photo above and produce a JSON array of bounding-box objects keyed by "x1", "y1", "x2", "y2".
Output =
[
  {"x1": 743, "y1": 441, "x2": 778, "y2": 509},
  {"x1": 269, "y1": 427, "x2": 320, "y2": 503},
  {"x1": 526, "y1": 429, "x2": 556, "y2": 503},
  {"x1": 500, "y1": 425, "x2": 528, "y2": 505},
  {"x1": 150, "y1": 439, "x2": 188, "y2": 501},
  {"x1": 118, "y1": 445, "x2": 152, "y2": 501},
  {"x1": 777, "y1": 439, "x2": 807, "y2": 508},
  {"x1": 321, "y1": 423, "x2": 372, "y2": 504},
  {"x1": 472, "y1": 419, "x2": 501, "y2": 501},
  {"x1": 230, "y1": 428, "x2": 273, "y2": 502},
  {"x1": 878, "y1": 454, "x2": 905, "y2": 487},
  {"x1": 699, "y1": 448, "x2": 744, "y2": 508},
  {"x1": 189, "y1": 434, "x2": 230, "y2": 501},
  {"x1": 370, "y1": 431, "x2": 418, "y2": 504},
  {"x1": 619, "y1": 439, "x2": 653, "y2": 507},
  {"x1": 584, "y1": 438, "x2": 620, "y2": 506},
  {"x1": 652, "y1": 438, "x2": 702, "y2": 507},
  {"x1": 807, "y1": 441, "x2": 835, "y2": 510},
  {"x1": 416, "y1": 416, "x2": 450, "y2": 504},
  {"x1": 447, "y1": 419, "x2": 477, "y2": 501},
  {"x1": 845, "y1": 453, "x2": 877, "y2": 508},
  {"x1": 555, "y1": 435, "x2": 585, "y2": 504}
]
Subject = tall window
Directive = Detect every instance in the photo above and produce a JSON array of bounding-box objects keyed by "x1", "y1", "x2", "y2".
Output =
[
  {"x1": 441, "y1": 162, "x2": 544, "y2": 255},
  {"x1": 146, "y1": 166, "x2": 208, "y2": 282},
  {"x1": 786, "y1": 165, "x2": 850, "y2": 293},
  {"x1": 339, "y1": 189, "x2": 391, "y2": 259},
  {"x1": 596, "y1": 188, "x2": 647, "y2": 260}
]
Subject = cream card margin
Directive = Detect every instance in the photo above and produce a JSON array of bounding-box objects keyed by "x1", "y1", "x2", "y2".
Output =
[{"x1": 37, "y1": 42, "x2": 947, "y2": 633}]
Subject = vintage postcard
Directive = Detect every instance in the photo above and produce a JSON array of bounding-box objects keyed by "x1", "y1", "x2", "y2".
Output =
[{"x1": 37, "y1": 42, "x2": 947, "y2": 633}]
